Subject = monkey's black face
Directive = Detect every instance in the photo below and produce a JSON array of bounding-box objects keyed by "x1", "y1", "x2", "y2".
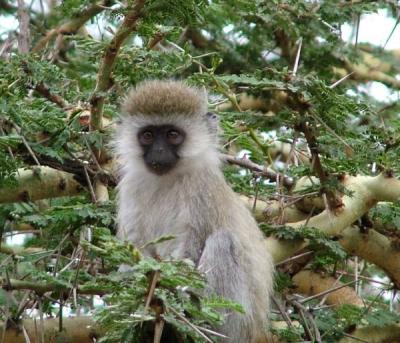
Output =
[{"x1": 137, "y1": 125, "x2": 186, "y2": 175}]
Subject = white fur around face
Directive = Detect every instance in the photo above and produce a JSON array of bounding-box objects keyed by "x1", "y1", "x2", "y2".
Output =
[
  {"x1": 114, "y1": 113, "x2": 220, "y2": 179},
  {"x1": 113, "y1": 111, "x2": 222, "y2": 245}
]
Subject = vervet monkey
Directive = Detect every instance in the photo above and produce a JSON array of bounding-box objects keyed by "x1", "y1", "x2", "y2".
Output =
[{"x1": 115, "y1": 80, "x2": 273, "y2": 343}]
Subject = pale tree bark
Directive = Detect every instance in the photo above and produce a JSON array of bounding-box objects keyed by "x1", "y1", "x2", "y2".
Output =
[
  {"x1": 0, "y1": 317, "x2": 101, "y2": 343},
  {"x1": 0, "y1": 167, "x2": 83, "y2": 203},
  {"x1": 265, "y1": 173, "x2": 400, "y2": 262},
  {"x1": 292, "y1": 270, "x2": 364, "y2": 308},
  {"x1": 2, "y1": 169, "x2": 400, "y2": 286},
  {"x1": 339, "y1": 324, "x2": 400, "y2": 343},
  {"x1": 340, "y1": 226, "x2": 400, "y2": 287}
]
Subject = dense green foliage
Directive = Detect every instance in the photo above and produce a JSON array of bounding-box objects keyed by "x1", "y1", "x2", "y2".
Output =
[{"x1": 1, "y1": 0, "x2": 400, "y2": 342}]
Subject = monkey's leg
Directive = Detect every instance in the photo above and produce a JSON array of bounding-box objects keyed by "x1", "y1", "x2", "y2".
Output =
[{"x1": 198, "y1": 230, "x2": 268, "y2": 343}]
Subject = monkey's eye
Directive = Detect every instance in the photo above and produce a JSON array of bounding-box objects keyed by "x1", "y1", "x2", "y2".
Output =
[
  {"x1": 139, "y1": 131, "x2": 154, "y2": 145},
  {"x1": 167, "y1": 130, "x2": 184, "y2": 145}
]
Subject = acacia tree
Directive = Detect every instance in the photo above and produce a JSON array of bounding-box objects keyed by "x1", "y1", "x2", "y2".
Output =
[{"x1": 1, "y1": 0, "x2": 400, "y2": 342}]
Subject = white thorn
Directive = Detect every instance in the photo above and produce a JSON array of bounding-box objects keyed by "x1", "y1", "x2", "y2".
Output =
[
  {"x1": 292, "y1": 37, "x2": 303, "y2": 77},
  {"x1": 329, "y1": 72, "x2": 354, "y2": 89}
]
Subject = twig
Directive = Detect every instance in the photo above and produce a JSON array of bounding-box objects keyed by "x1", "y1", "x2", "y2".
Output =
[
  {"x1": 69, "y1": 249, "x2": 87, "y2": 301},
  {"x1": 0, "y1": 33, "x2": 16, "y2": 58},
  {"x1": 1, "y1": 279, "x2": 109, "y2": 296},
  {"x1": 166, "y1": 40, "x2": 210, "y2": 71},
  {"x1": 53, "y1": 233, "x2": 71, "y2": 276},
  {"x1": 299, "y1": 280, "x2": 359, "y2": 303},
  {"x1": 382, "y1": 13, "x2": 400, "y2": 50},
  {"x1": 248, "y1": 128, "x2": 270, "y2": 158},
  {"x1": 310, "y1": 112, "x2": 354, "y2": 156},
  {"x1": 354, "y1": 14, "x2": 360, "y2": 48},
  {"x1": 334, "y1": 271, "x2": 391, "y2": 287},
  {"x1": 34, "y1": 82, "x2": 69, "y2": 109},
  {"x1": 32, "y1": 0, "x2": 110, "y2": 53},
  {"x1": 148, "y1": 30, "x2": 167, "y2": 50},
  {"x1": 15, "y1": 291, "x2": 31, "y2": 320},
  {"x1": 318, "y1": 273, "x2": 343, "y2": 307},
  {"x1": 291, "y1": 300, "x2": 321, "y2": 343},
  {"x1": 192, "y1": 325, "x2": 229, "y2": 339},
  {"x1": 0, "y1": 126, "x2": 16, "y2": 160},
  {"x1": 291, "y1": 300, "x2": 314, "y2": 341},
  {"x1": 297, "y1": 120, "x2": 341, "y2": 210},
  {"x1": 83, "y1": 134, "x2": 103, "y2": 171},
  {"x1": 168, "y1": 306, "x2": 213, "y2": 343},
  {"x1": 221, "y1": 154, "x2": 294, "y2": 188},
  {"x1": 354, "y1": 256, "x2": 359, "y2": 295},
  {"x1": 144, "y1": 271, "x2": 160, "y2": 313},
  {"x1": 341, "y1": 333, "x2": 369, "y2": 343},
  {"x1": 271, "y1": 296, "x2": 293, "y2": 327},
  {"x1": 58, "y1": 300, "x2": 63, "y2": 332},
  {"x1": 12, "y1": 123, "x2": 40, "y2": 166},
  {"x1": 275, "y1": 251, "x2": 314, "y2": 267},
  {"x1": 342, "y1": 58, "x2": 400, "y2": 89},
  {"x1": 83, "y1": 163, "x2": 96, "y2": 203}
]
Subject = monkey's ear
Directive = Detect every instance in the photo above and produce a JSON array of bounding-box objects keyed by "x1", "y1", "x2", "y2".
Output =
[
  {"x1": 206, "y1": 112, "x2": 218, "y2": 120},
  {"x1": 206, "y1": 112, "x2": 219, "y2": 138}
]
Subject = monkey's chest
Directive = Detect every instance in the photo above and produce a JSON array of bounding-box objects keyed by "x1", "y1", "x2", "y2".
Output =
[
  {"x1": 127, "y1": 187, "x2": 214, "y2": 261},
  {"x1": 136, "y1": 209, "x2": 207, "y2": 262}
]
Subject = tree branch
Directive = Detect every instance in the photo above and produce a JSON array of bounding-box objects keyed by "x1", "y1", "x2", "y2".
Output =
[
  {"x1": 265, "y1": 173, "x2": 400, "y2": 262},
  {"x1": 297, "y1": 120, "x2": 342, "y2": 210},
  {"x1": 89, "y1": 1, "x2": 146, "y2": 157},
  {"x1": 0, "y1": 317, "x2": 101, "y2": 343},
  {"x1": 340, "y1": 325, "x2": 400, "y2": 343},
  {"x1": 0, "y1": 167, "x2": 83, "y2": 203},
  {"x1": 34, "y1": 82, "x2": 69, "y2": 108},
  {"x1": 221, "y1": 154, "x2": 294, "y2": 189},
  {"x1": 2, "y1": 278, "x2": 108, "y2": 296},
  {"x1": 32, "y1": 1, "x2": 110, "y2": 53},
  {"x1": 340, "y1": 226, "x2": 400, "y2": 288},
  {"x1": 88, "y1": 1, "x2": 145, "y2": 206},
  {"x1": 341, "y1": 58, "x2": 400, "y2": 89}
]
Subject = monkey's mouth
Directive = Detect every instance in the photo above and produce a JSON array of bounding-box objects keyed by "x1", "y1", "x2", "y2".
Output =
[{"x1": 146, "y1": 161, "x2": 176, "y2": 175}]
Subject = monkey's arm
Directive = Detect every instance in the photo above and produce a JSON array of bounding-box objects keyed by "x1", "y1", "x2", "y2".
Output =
[{"x1": 197, "y1": 229, "x2": 267, "y2": 343}]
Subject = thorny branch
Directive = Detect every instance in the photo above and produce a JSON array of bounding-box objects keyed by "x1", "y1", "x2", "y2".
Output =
[
  {"x1": 297, "y1": 119, "x2": 342, "y2": 210},
  {"x1": 34, "y1": 82, "x2": 69, "y2": 109},
  {"x1": 89, "y1": 0, "x2": 146, "y2": 162},
  {"x1": 221, "y1": 153, "x2": 294, "y2": 189},
  {"x1": 32, "y1": 0, "x2": 112, "y2": 53},
  {"x1": 1, "y1": 278, "x2": 108, "y2": 296}
]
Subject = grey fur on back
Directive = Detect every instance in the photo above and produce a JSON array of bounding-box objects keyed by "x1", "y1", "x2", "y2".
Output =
[{"x1": 115, "y1": 80, "x2": 274, "y2": 343}]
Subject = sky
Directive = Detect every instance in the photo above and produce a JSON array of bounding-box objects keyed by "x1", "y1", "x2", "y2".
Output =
[{"x1": 342, "y1": 8, "x2": 400, "y2": 50}]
